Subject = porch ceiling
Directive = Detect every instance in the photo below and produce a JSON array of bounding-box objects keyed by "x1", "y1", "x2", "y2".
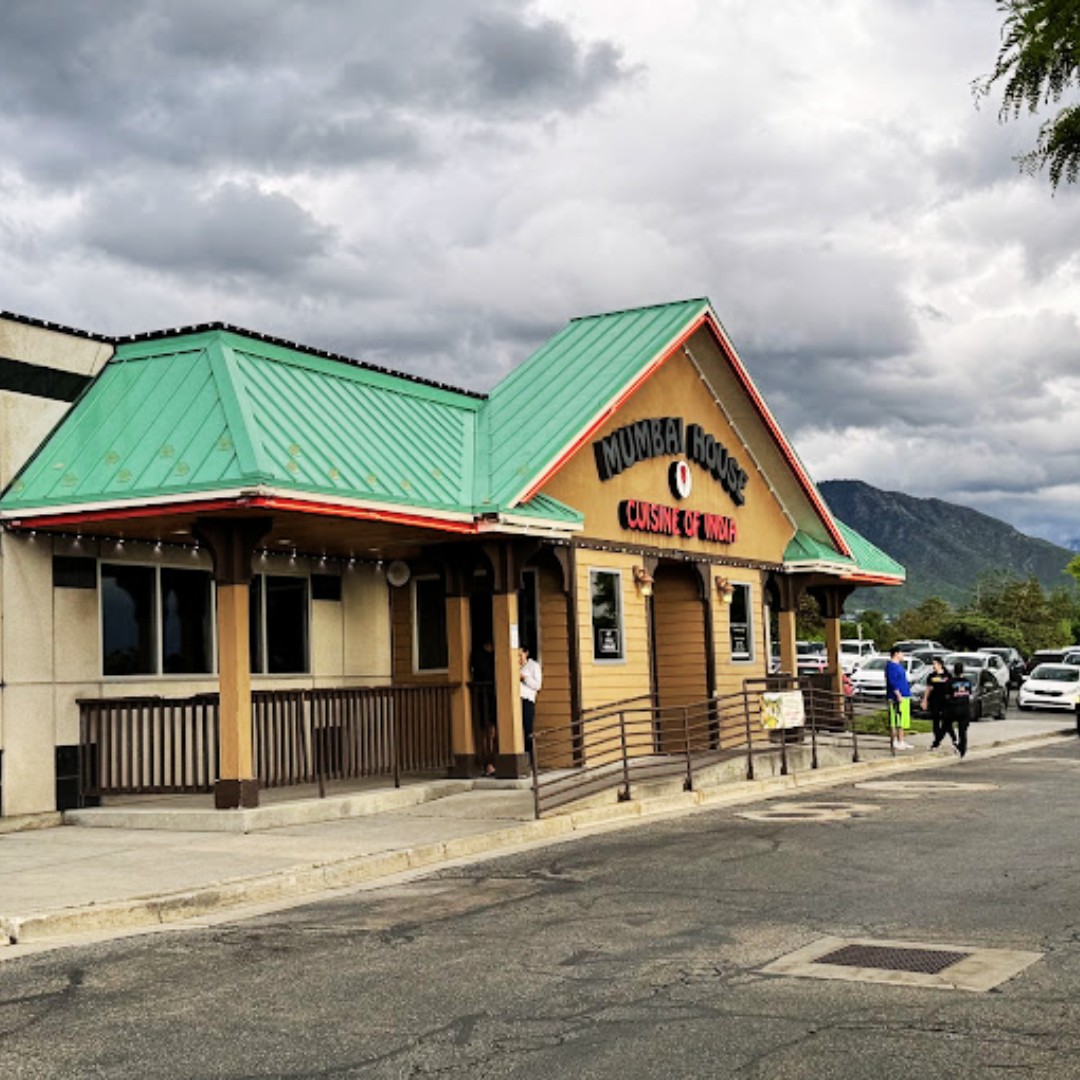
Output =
[{"x1": 14, "y1": 503, "x2": 474, "y2": 561}]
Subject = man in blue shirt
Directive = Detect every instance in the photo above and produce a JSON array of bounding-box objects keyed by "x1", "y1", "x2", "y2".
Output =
[{"x1": 885, "y1": 647, "x2": 912, "y2": 749}]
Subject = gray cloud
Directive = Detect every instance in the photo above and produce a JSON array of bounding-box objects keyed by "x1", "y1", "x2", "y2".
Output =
[
  {"x1": 78, "y1": 181, "x2": 332, "y2": 277},
  {"x1": 0, "y1": 0, "x2": 633, "y2": 184},
  {"x1": 3, "y1": 0, "x2": 1080, "y2": 551}
]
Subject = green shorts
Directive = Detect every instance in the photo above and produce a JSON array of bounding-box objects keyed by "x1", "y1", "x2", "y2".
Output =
[{"x1": 890, "y1": 698, "x2": 911, "y2": 729}]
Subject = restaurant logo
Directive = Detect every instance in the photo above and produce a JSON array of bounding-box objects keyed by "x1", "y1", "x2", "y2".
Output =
[
  {"x1": 593, "y1": 415, "x2": 748, "y2": 506},
  {"x1": 668, "y1": 460, "x2": 692, "y2": 500}
]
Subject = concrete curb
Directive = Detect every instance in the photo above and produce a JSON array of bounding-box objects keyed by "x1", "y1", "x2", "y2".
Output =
[{"x1": 2, "y1": 728, "x2": 1074, "y2": 947}]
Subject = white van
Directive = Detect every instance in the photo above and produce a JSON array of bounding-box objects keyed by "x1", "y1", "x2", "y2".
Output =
[{"x1": 840, "y1": 639, "x2": 877, "y2": 673}]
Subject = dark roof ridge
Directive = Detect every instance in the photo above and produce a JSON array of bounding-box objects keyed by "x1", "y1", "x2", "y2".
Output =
[
  {"x1": 2, "y1": 310, "x2": 486, "y2": 401},
  {"x1": 0, "y1": 310, "x2": 109, "y2": 342},
  {"x1": 568, "y1": 297, "x2": 710, "y2": 323},
  {"x1": 114, "y1": 321, "x2": 488, "y2": 400}
]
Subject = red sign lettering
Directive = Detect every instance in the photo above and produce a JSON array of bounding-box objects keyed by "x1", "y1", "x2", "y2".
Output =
[{"x1": 618, "y1": 499, "x2": 737, "y2": 545}]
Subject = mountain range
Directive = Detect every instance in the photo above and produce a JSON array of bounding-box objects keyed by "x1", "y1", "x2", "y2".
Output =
[{"x1": 818, "y1": 479, "x2": 1078, "y2": 616}]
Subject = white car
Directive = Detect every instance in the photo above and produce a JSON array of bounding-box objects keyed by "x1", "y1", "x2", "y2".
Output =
[
  {"x1": 1018, "y1": 663, "x2": 1080, "y2": 711},
  {"x1": 946, "y1": 651, "x2": 1010, "y2": 698},
  {"x1": 840, "y1": 639, "x2": 877, "y2": 674},
  {"x1": 850, "y1": 656, "x2": 927, "y2": 699}
]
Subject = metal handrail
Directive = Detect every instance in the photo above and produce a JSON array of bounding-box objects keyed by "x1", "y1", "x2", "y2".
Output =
[{"x1": 530, "y1": 677, "x2": 894, "y2": 817}]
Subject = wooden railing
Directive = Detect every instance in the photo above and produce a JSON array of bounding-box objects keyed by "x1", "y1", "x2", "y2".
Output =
[{"x1": 78, "y1": 684, "x2": 455, "y2": 800}]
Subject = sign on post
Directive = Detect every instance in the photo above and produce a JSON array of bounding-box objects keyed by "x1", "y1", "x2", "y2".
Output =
[{"x1": 760, "y1": 690, "x2": 805, "y2": 730}]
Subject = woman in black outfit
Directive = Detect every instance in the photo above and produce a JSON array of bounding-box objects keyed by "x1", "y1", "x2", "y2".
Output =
[
  {"x1": 923, "y1": 657, "x2": 957, "y2": 751},
  {"x1": 950, "y1": 661, "x2": 974, "y2": 759}
]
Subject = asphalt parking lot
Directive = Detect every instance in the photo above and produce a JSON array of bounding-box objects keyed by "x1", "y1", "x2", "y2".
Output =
[{"x1": 1, "y1": 734, "x2": 1079, "y2": 1079}]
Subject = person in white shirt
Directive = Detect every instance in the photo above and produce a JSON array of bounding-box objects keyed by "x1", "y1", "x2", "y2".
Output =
[{"x1": 518, "y1": 647, "x2": 542, "y2": 760}]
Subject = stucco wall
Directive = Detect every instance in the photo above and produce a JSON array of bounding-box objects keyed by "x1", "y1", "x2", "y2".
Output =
[{"x1": 0, "y1": 532, "x2": 392, "y2": 816}]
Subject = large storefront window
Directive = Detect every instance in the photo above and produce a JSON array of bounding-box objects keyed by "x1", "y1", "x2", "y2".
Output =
[
  {"x1": 590, "y1": 568, "x2": 624, "y2": 662},
  {"x1": 413, "y1": 575, "x2": 448, "y2": 671},
  {"x1": 729, "y1": 582, "x2": 753, "y2": 661},
  {"x1": 102, "y1": 565, "x2": 157, "y2": 676},
  {"x1": 102, "y1": 564, "x2": 214, "y2": 676},
  {"x1": 250, "y1": 574, "x2": 310, "y2": 674},
  {"x1": 162, "y1": 568, "x2": 214, "y2": 674}
]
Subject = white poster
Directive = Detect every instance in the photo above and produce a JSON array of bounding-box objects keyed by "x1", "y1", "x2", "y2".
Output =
[{"x1": 760, "y1": 691, "x2": 805, "y2": 730}]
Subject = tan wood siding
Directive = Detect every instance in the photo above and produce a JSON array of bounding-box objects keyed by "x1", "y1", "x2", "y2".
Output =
[{"x1": 533, "y1": 559, "x2": 574, "y2": 768}]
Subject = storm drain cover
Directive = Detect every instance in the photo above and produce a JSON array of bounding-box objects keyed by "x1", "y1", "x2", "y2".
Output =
[
  {"x1": 761, "y1": 936, "x2": 1042, "y2": 993},
  {"x1": 815, "y1": 943, "x2": 967, "y2": 974}
]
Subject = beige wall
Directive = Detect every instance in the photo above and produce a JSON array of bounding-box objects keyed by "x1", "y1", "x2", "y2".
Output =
[
  {"x1": 0, "y1": 533, "x2": 391, "y2": 816},
  {"x1": 541, "y1": 349, "x2": 796, "y2": 565},
  {"x1": 0, "y1": 317, "x2": 114, "y2": 490}
]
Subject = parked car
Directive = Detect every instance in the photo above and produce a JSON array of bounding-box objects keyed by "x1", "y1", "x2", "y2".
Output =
[
  {"x1": 891, "y1": 639, "x2": 945, "y2": 654},
  {"x1": 796, "y1": 640, "x2": 828, "y2": 674},
  {"x1": 942, "y1": 651, "x2": 1011, "y2": 703},
  {"x1": 978, "y1": 647, "x2": 1025, "y2": 688},
  {"x1": 909, "y1": 646, "x2": 950, "y2": 668},
  {"x1": 851, "y1": 656, "x2": 927, "y2": 699},
  {"x1": 911, "y1": 662, "x2": 1006, "y2": 721},
  {"x1": 1024, "y1": 649, "x2": 1068, "y2": 676},
  {"x1": 839, "y1": 639, "x2": 877, "y2": 673},
  {"x1": 1018, "y1": 663, "x2": 1080, "y2": 711}
]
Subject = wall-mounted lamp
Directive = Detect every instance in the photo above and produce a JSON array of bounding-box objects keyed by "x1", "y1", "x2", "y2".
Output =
[
  {"x1": 632, "y1": 565, "x2": 654, "y2": 597},
  {"x1": 715, "y1": 575, "x2": 735, "y2": 604}
]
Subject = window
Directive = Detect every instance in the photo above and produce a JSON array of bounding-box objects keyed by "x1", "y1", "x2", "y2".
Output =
[
  {"x1": 413, "y1": 575, "x2": 448, "y2": 672},
  {"x1": 729, "y1": 582, "x2": 753, "y2": 661},
  {"x1": 250, "y1": 574, "x2": 310, "y2": 674},
  {"x1": 102, "y1": 564, "x2": 157, "y2": 676},
  {"x1": 102, "y1": 563, "x2": 214, "y2": 677},
  {"x1": 161, "y1": 568, "x2": 214, "y2": 674},
  {"x1": 590, "y1": 568, "x2": 624, "y2": 662}
]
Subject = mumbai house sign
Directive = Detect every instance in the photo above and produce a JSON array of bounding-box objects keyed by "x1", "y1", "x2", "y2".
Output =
[{"x1": 593, "y1": 416, "x2": 748, "y2": 545}]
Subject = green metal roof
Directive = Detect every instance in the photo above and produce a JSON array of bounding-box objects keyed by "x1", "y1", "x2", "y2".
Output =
[
  {"x1": 501, "y1": 491, "x2": 583, "y2": 525},
  {"x1": 0, "y1": 301, "x2": 900, "y2": 581},
  {"x1": 481, "y1": 299, "x2": 710, "y2": 507},
  {"x1": 1, "y1": 329, "x2": 484, "y2": 516},
  {"x1": 784, "y1": 522, "x2": 905, "y2": 581}
]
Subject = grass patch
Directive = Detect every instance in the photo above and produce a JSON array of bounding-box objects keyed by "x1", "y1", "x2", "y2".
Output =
[{"x1": 852, "y1": 711, "x2": 932, "y2": 737}]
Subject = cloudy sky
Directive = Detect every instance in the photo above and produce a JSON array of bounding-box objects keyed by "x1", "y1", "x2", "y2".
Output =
[{"x1": 2, "y1": 1, "x2": 1078, "y2": 546}]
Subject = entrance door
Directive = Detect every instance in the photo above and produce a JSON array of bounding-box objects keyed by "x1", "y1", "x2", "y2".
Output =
[{"x1": 650, "y1": 562, "x2": 710, "y2": 752}]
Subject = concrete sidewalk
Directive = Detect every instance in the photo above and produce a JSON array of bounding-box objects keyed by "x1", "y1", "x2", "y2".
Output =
[{"x1": 1, "y1": 715, "x2": 1073, "y2": 951}]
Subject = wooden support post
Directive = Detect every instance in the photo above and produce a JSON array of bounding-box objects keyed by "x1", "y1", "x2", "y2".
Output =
[
  {"x1": 193, "y1": 517, "x2": 272, "y2": 809},
  {"x1": 778, "y1": 608, "x2": 798, "y2": 678},
  {"x1": 492, "y1": 589, "x2": 528, "y2": 777},
  {"x1": 445, "y1": 592, "x2": 476, "y2": 776}
]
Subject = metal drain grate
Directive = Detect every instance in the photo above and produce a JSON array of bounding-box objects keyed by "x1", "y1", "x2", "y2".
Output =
[{"x1": 815, "y1": 944, "x2": 968, "y2": 974}]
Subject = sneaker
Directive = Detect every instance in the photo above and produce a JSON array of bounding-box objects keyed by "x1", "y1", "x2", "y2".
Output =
[{"x1": 930, "y1": 742, "x2": 940, "y2": 750}]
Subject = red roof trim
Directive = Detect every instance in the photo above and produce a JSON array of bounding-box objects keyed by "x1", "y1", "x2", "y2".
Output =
[
  {"x1": 841, "y1": 572, "x2": 905, "y2": 586},
  {"x1": 6, "y1": 495, "x2": 479, "y2": 535}
]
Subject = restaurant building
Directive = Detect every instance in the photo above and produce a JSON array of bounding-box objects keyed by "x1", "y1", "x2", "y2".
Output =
[{"x1": 0, "y1": 299, "x2": 903, "y2": 818}]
